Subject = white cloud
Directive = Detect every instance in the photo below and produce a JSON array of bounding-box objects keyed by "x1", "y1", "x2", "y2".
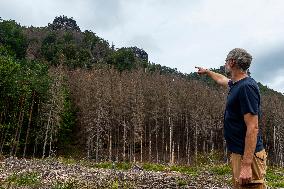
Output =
[{"x1": 266, "y1": 69, "x2": 284, "y2": 93}]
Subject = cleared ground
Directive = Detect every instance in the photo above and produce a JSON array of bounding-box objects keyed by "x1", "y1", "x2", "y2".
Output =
[{"x1": 0, "y1": 157, "x2": 283, "y2": 188}]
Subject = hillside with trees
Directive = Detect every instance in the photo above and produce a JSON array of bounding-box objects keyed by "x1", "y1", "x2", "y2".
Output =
[{"x1": 0, "y1": 15, "x2": 284, "y2": 169}]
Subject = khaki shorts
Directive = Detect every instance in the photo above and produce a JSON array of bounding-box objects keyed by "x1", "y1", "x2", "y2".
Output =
[{"x1": 230, "y1": 149, "x2": 267, "y2": 189}]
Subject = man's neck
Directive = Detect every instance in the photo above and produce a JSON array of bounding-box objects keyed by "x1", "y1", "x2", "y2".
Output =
[{"x1": 231, "y1": 70, "x2": 248, "y2": 83}]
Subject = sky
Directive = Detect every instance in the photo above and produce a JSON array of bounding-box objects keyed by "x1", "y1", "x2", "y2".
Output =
[{"x1": 1, "y1": 0, "x2": 284, "y2": 93}]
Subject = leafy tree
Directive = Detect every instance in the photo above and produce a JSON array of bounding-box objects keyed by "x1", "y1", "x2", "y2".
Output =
[
  {"x1": 41, "y1": 32, "x2": 58, "y2": 62},
  {"x1": 42, "y1": 32, "x2": 57, "y2": 45},
  {"x1": 63, "y1": 31, "x2": 74, "y2": 43},
  {"x1": 19, "y1": 59, "x2": 50, "y2": 96},
  {"x1": 107, "y1": 48, "x2": 135, "y2": 71},
  {"x1": 0, "y1": 54, "x2": 20, "y2": 107},
  {"x1": 0, "y1": 45, "x2": 14, "y2": 57},
  {"x1": 62, "y1": 44, "x2": 77, "y2": 60},
  {"x1": 58, "y1": 87, "x2": 76, "y2": 148},
  {"x1": 48, "y1": 15, "x2": 81, "y2": 32},
  {"x1": 0, "y1": 49, "x2": 51, "y2": 156},
  {"x1": 0, "y1": 19, "x2": 27, "y2": 59},
  {"x1": 83, "y1": 30, "x2": 99, "y2": 48},
  {"x1": 129, "y1": 46, "x2": 148, "y2": 62}
]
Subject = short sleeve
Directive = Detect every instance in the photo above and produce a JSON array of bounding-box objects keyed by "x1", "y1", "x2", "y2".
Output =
[
  {"x1": 228, "y1": 80, "x2": 233, "y2": 88},
  {"x1": 238, "y1": 84, "x2": 260, "y2": 115}
]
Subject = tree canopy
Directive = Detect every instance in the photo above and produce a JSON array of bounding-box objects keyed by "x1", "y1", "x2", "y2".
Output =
[{"x1": 48, "y1": 15, "x2": 81, "y2": 32}]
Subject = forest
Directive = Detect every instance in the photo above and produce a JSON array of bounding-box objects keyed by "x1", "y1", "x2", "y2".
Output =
[{"x1": 0, "y1": 16, "x2": 284, "y2": 167}]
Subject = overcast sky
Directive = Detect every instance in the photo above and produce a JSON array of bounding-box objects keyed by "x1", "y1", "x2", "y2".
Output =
[{"x1": 1, "y1": 0, "x2": 284, "y2": 93}]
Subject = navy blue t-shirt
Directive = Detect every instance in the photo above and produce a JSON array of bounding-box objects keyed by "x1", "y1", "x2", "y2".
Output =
[{"x1": 224, "y1": 77, "x2": 264, "y2": 155}]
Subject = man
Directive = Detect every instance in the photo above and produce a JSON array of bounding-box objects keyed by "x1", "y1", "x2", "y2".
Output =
[{"x1": 195, "y1": 48, "x2": 267, "y2": 189}]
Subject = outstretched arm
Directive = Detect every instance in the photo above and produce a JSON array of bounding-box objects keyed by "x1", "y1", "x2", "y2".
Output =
[{"x1": 195, "y1": 67, "x2": 229, "y2": 87}]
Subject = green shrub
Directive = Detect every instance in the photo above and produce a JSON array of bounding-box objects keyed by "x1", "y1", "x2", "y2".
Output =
[
  {"x1": 6, "y1": 172, "x2": 41, "y2": 187},
  {"x1": 266, "y1": 168, "x2": 284, "y2": 187},
  {"x1": 111, "y1": 180, "x2": 119, "y2": 189},
  {"x1": 170, "y1": 165, "x2": 199, "y2": 176},
  {"x1": 210, "y1": 164, "x2": 231, "y2": 175},
  {"x1": 142, "y1": 163, "x2": 165, "y2": 172},
  {"x1": 116, "y1": 162, "x2": 132, "y2": 170},
  {"x1": 58, "y1": 157, "x2": 77, "y2": 165},
  {"x1": 51, "y1": 179, "x2": 79, "y2": 189},
  {"x1": 177, "y1": 178, "x2": 187, "y2": 186},
  {"x1": 93, "y1": 162, "x2": 112, "y2": 169}
]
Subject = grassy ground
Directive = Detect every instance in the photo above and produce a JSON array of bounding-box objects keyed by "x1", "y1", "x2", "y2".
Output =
[
  {"x1": 53, "y1": 157, "x2": 284, "y2": 188},
  {"x1": 58, "y1": 157, "x2": 284, "y2": 188},
  {"x1": 0, "y1": 157, "x2": 283, "y2": 188}
]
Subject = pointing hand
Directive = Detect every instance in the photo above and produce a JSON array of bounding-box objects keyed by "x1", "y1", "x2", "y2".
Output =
[{"x1": 195, "y1": 66, "x2": 208, "y2": 75}]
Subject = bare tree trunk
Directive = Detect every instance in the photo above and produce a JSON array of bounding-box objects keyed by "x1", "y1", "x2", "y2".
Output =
[
  {"x1": 10, "y1": 96, "x2": 25, "y2": 156},
  {"x1": 149, "y1": 139, "x2": 152, "y2": 162},
  {"x1": 95, "y1": 104, "x2": 103, "y2": 162},
  {"x1": 0, "y1": 130, "x2": 7, "y2": 154},
  {"x1": 129, "y1": 124, "x2": 135, "y2": 162},
  {"x1": 14, "y1": 107, "x2": 25, "y2": 157},
  {"x1": 95, "y1": 124, "x2": 99, "y2": 162},
  {"x1": 33, "y1": 99, "x2": 41, "y2": 158},
  {"x1": 33, "y1": 134, "x2": 38, "y2": 158},
  {"x1": 210, "y1": 129, "x2": 214, "y2": 152},
  {"x1": 123, "y1": 118, "x2": 126, "y2": 162},
  {"x1": 23, "y1": 91, "x2": 36, "y2": 157},
  {"x1": 187, "y1": 138, "x2": 191, "y2": 165},
  {"x1": 169, "y1": 115, "x2": 173, "y2": 164},
  {"x1": 116, "y1": 125, "x2": 119, "y2": 161},
  {"x1": 171, "y1": 141, "x2": 175, "y2": 165},
  {"x1": 87, "y1": 134, "x2": 95, "y2": 160},
  {"x1": 195, "y1": 122, "x2": 198, "y2": 163},
  {"x1": 165, "y1": 143, "x2": 168, "y2": 163},
  {"x1": 279, "y1": 140, "x2": 283, "y2": 167},
  {"x1": 155, "y1": 126, "x2": 158, "y2": 163},
  {"x1": 148, "y1": 123, "x2": 152, "y2": 162},
  {"x1": 109, "y1": 130, "x2": 112, "y2": 162},
  {"x1": 42, "y1": 110, "x2": 52, "y2": 158},
  {"x1": 177, "y1": 143, "x2": 180, "y2": 164},
  {"x1": 273, "y1": 124, "x2": 276, "y2": 157},
  {"x1": 140, "y1": 135, "x2": 143, "y2": 162},
  {"x1": 185, "y1": 117, "x2": 190, "y2": 165},
  {"x1": 129, "y1": 142, "x2": 131, "y2": 162},
  {"x1": 87, "y1": 136, "x2": 91, "y2": 159},
  {"x1": 49, "y1": 121, "x2": 53, "y2": 157},
  {"x1": 133, "y1": 118, "x2": 136, "y2": 163},
  {"x1": 162, "y1": 119, "x2": 166, "y2": 162},
  {"x1": 0, "y1": 109, "x2": 8, "y2": 152},
  {"x1": 223, "y1": 139, "x2": 227, "y2": 163},
  {"x1": 203, "y1": 140, "x2": 206, "y2": 154},
  {"x1": 0, "y1": 126, "x2": 4, "y2": 150},
  {"x1": 144, "y1": 121, "x2": 147, "y2": 161}
]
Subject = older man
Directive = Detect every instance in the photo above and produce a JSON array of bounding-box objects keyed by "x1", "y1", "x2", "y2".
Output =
[{"x1": 196, "y1": 48, "x2": 267, "y2": 189}]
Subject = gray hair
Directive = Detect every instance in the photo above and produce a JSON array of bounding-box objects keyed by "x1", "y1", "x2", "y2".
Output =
[{"x1": 226, "y1": 48, "x2": 252, "y2": 71}]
